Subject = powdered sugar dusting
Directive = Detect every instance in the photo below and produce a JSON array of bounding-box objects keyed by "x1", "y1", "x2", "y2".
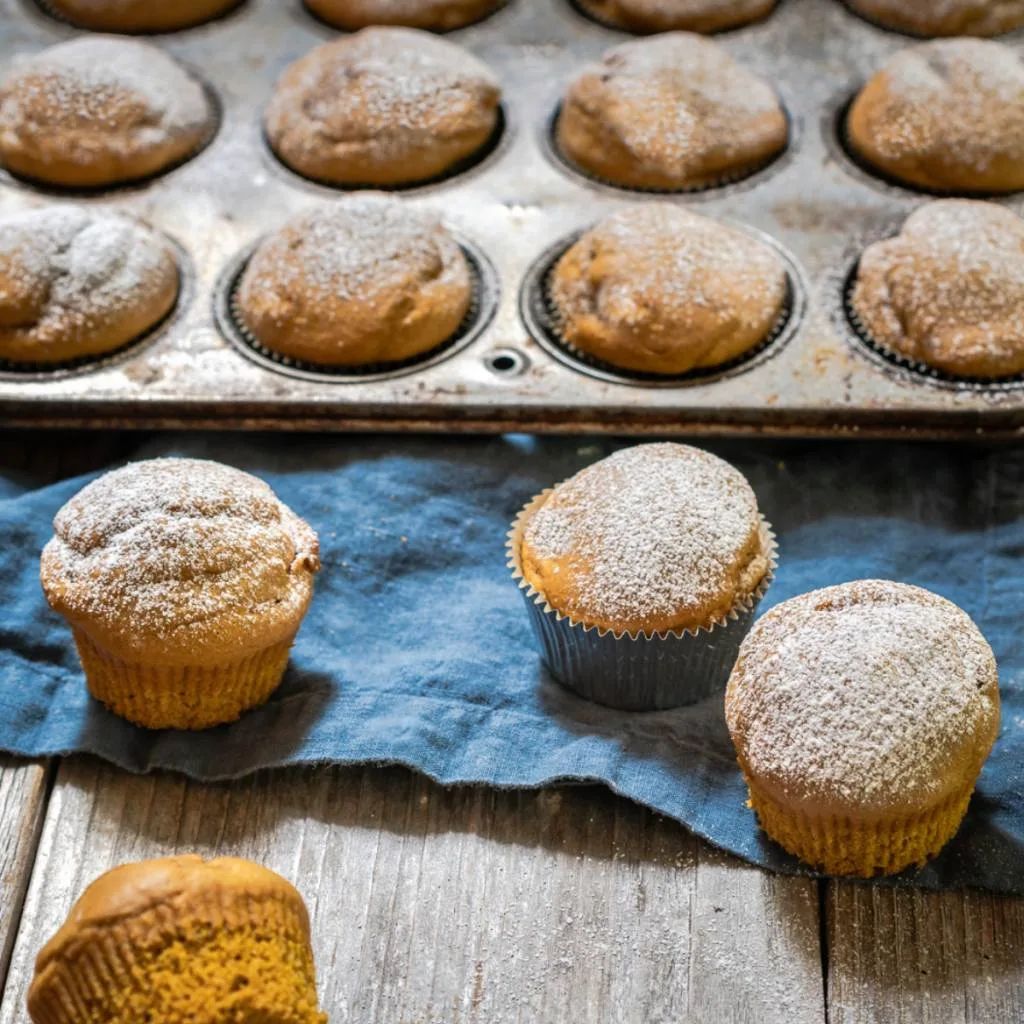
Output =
[{"x1": 726, "y1": 581, "x2": 1000, "y2": 812}]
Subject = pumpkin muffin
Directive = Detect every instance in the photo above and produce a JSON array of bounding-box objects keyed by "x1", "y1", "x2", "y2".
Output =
[
  {"x1": 550, "y1": 205, "x2": 789, "y2": 375},
  {"x1": 0, "y1": 37, "x2": 213, "y2": 188},
  {"x1": 851, "y1": 200, "x2": 1024, "y2": 379},
  {"x1": 45, "y1": 0, "x2": 240, "y2": 32},
  {"x1": 235, "y1": 196, "x2": 472, "y2": 368},
  {"x1": 846, "y1": 38, "x2": 1024, "y2": 193},
  {"x1": 0, "y1": 206, "x2": 179, "y2": 366},
  {"x1": 843, "y1": 0, "x2": 1024, "y2": 37},
  {"x1": 510, "y1": 443, "x2": 775, "y2": 709},
  {"x1": 40, "y1": 458, "x2": 320, "y2": 731},
  {"x1": 305, "y1": 0, "x2": 505, "y2": 31},
  {"x1": 576, "y1": 0, "x2": 776, "y2": 33},
  {"x1": 28, "y1": 856, "x2": 327, "y2": 1024},
  {"x1": 265, "y1": 28, "x2": 501, "y2": 187},
  {"x1": 556, "y1": 34, "x2": 788, "y2": 191},
  {"x1": 726, "y1": 580, "x2": 1000, "y2": 877}
]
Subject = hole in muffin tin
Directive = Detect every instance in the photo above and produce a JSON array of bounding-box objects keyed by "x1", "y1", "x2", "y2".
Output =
[
  {"x1": 0, "y1": 75, "x2": 222, "y2": 198},
  {"x1": 27, "y1": 0, "x2": 250, "y2": 34},
  {"x1": 299, "y1": 0, "x2": 509, "y2": 34},
  {"x1": 841, "y1": 260, "x2": 1024, "y2": 393},
  {"x1": 519, "y1": 227, "x2": 802, "y2": 388},
  {"x1": 486, "y1": 348, "x2": 529, "y2": 377},
  {"x1": 830, "y1": 91, "x2": 1024, "y2": 200},
  {"x1": 261, "y1": 105, "x2": 508, "y2": 196},
  {"x1": 214, "y1": 233, "x2": 500, "y2": 383},
  {"x1": 0, "y1": 233, "x2": 193, "y2": 382},
  {"x1": 543, "y1": 101, "x2": 793, "y2": 199},
  {"x1": 563, "y1": 0, "x2": 781, "y2": 35}
]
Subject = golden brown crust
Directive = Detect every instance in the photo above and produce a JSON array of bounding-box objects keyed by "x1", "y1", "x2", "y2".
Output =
[
  {"x1": 0, "y1": 206, "x2": 179, "y2": 365},
  {"x1": 576, "y1": 0, "x2": 775, "y2": 33},
  {"x1": 265, "y1": 28, "x2": 501, "y2": 188},
  {"x1": 46, "y1": 0, "x2": 240, "y2": 31},
  {"x1": 305, "y1": 0, "x2": 504, "y2": 30},
  {"x1": 852, "y1": 200, "x2": 1024, "y2": 378},
  {"x1": 0, "y1": 37, "x2": 212, "y2": 189},
  {"x1": 557, "y1": 33, "x2": 787, "y2": 191},
  {"x1": 550, "y1": 205, "x2": 787, "y2": 375},
  {"x1": 236, "y1": 196, "x2": 472, "y2": 367},
  {"x1": 844, "y1": 0, "x2": 1024, "y2": 36},
  {"x1": 847, "y1": 38, "x2": 1024, "y2": 194}
]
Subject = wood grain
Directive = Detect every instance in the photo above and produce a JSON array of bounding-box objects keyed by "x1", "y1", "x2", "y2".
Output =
[{"x1": 0, "y1": 759, "x2": 825, "y2": 1024}]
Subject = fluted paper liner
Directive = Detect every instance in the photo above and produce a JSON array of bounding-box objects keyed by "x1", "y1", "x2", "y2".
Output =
[{"x1": 508, "y1": 489, "x2": 777, "y2": 711}]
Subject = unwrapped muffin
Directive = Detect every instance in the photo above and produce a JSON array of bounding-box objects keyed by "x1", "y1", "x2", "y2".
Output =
[
  {"x1": 851, "y1": 200, "x2": 1024, "y2": 379},
  {"x1": 556, "y1": 34, "x2": 788, "y2": 191},
  {"x1": 549, "y1": 205, "x2": 789, "y2": 375},
  {"x1": 46, "y1": 0, "x2": 240, "y2": 31},
  {"x1": 28, "y1": 856, "x2": 327, "y2": 1024},
  {"x1": 843, "y1": 0, "x2": 1024, "y2": 37},
  {"x1": 726, "y1": 580, "x2": 1000, "y2": 877},
  {"x1": 40, "y1": 458, "x2": 320, "y2": 730},
  {"x1": 576, "y1": 0, "x2": 775, "y2": 33},
  {"x1": 305, "y1": 0, "x2": 505, "y2": 30},
  {"x1": 0, "y1": 36, "x2": 213, "y2": 188}
]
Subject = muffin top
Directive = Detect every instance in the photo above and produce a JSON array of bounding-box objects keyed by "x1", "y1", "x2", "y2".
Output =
[
  {"x1": 726, "y1": 581, "x2": 1000, "y2": 818},
  {"x1": 846, "y1": 38, "x2": 1024, "y2": 193},
  {"x1": 550, "y1": 205, "x2": 788, "y2": 375},
  {"x1": 518, "y1": 443, "x2": 772, "y2": 636},
  {"x1": 236, "y1": 195, "x2": 471, "y2": 367},
  {"x1": 46, "y1": 0, "x2": 241, "y2": 32},
  {"x1": 0, "y1": 36, "x2": 211, "y2": 187},
  {"x1": 40, "y1": 458, "x2": 320, "y2": 664},
  {"x1": 578, "y1": 0, "x2": 775, "y2": 34},
  {"x1": 557, "y1": 33, "x2": 787, "y2": 190},
  {"x1": 852, "y1": 200, "x2": 1024, "y2": 378},
  {"x1": 844, "y1": 0, "x2": 1024, "y2": 37},
  {"x1": 264, "y1": 27, "x2": 501, "y2": 187},
  {"x1": 0, "y1": 205, "x2": 179, "y2": 364},
  {"x1": 305, "y1": 0, "x2": 504, "y2": 31}
]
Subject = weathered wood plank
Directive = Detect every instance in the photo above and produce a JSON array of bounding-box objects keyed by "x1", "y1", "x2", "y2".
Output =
[
  {"x1": 0, "y1": 759, "x2": 825, "y2": 1024},
  {"x1": 827, "y1": 882, "x2": 1024, "y2": 1023}
]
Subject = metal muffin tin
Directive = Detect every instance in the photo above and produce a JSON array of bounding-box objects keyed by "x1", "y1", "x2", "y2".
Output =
[{"x1": 2, "y1": 0, "x2": 1024, "y2": 437}]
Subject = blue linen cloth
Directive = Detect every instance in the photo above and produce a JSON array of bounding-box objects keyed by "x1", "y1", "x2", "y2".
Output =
[{"x1": 0, "y1": 432, "x2": 1021, "y2": 893}]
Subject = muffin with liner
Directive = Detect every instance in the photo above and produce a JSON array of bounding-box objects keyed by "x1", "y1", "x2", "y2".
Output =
[
  {"x1": 548, "y1": 205, "x2": 790, "y2": 377},
  {"x1": 509, "y1": 443, "x2": 776, "y2": 710},
  {"x1": 575, "y1": 0, "x2": 776, "y2": 33},
  {"x1": 843, "y1": 0, "x2": 1024, "y2": 38}
]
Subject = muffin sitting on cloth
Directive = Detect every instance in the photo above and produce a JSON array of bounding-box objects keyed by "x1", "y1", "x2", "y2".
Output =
[
  {"x1": 510, "y1": 443, "x2": 775, "y2": 710},
  {"x1": 556, "y1": 33, "x2": 788, "y2": 191},
  {"x1": 0, "y1": 205, "x2": 179, "y2": 366},
  {"x1": 0, "y1": 36, "x2": 213, "y2": 188},
  {"x1": 45, "y1": 0, "x2": 241, "y2": 32},
  {"x1": 305, "y1": 0, "x2": 505, "y2": 31},
  {"x1": 576, "y1": 0, "x2": 776, "y2": 33},
  {"x1": 843, "y1": 0, "x2": 1024, "y2": 37},
  {"x1": 27, "y1": 856, "x2": 327, "y2": 1024},
  {"x1": 726, "y1": 581, "x2": 1000, "y2": 877},
  {"x1": 549, "y1": 205, "x2": 789, "y2": 375},
  {"x1": 40, "y1": 458, "x2": 320, "y2": 731}
]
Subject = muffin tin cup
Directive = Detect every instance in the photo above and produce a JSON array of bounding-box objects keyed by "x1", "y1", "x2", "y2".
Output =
[{"x1": 507, "y1": 490, "x2": 777, "y2": 711}]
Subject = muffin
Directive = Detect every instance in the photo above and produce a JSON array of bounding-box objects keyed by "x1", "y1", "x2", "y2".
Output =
[
  {"x1": 851, "y1": 200, "x2": 1024, "y2": 379},
  {"x1": 265, "y1": 28, "x2": 501, "y2": 187},
  {"x1": 305, "y1": 0, "x2": 505, "y2": 31},
  {"x1": 846, "y1": 38, "x2": 1024, "y2": 194},
  {"x1": 549, "y1": 205, "x2": 789, "y2": 375},
  {"x1": 235, "y1": 196, "x2": 472, "y2": 368},
  {"x1": 843, "y1": 0, "x2": 1024, "y2": 37},
  {"x1": 40, "y1": 458, "x2": 320, "y2": 731},
  {"x1": 0, "y1": 206, "x2": 179, "y2": 366},
  {"x1": 725, "y1": 581, "x2": 1001, "y2": 877},
  {"x1": 576, "y1": 0, "x2": 776, "y2": 33},
  {"x1": 45, "y1": 0, "x2": 241, "y2": 32},
  {"x1": 510, "y1": 443, "x2": 775, "y2": 709},
  {"x1": 28, "y1": 856, "x2": 327, "y2": 1024},
  {"x1": 556, "y1": 34, "x2": 788, "y2": 191}
]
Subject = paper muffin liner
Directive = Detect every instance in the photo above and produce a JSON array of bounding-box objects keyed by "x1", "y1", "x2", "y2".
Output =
[
  {"x1": 742, "y1": 771, "x2": 976, "y2": 878},
  {"x1": 535, "y1": 235, "x2": 795, "y2": 384},
  {"x1": 72, "y1": 629, "x2": 295, "y2": 730},
  {"x1": 507, "y1": 490, "x2": 777, "y2": 711},
  {"x1": 547, "y1": 103, "x2": 789, "y2": 196},
  {"x1": 843, "y1": 264, "x2": 1024, "y2": 392},
  {"x1": 222, "y1": 240, "x2": 487, "y2": 380}
]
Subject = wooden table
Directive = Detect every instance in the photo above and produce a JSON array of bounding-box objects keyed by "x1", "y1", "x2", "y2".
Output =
[{"x1": 0, "y1": 436, "x2": 1021, "y2": 1024}]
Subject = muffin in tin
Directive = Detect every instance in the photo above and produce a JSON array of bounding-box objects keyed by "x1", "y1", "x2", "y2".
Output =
[
  {"x1": 576, "y1": 0, "x2": 776, "y2": 34},
  {"x1": 726, "y1": 580, "x2": 1000, "y2": 877},
  {"x1": 549, "y1": 205, "x2": 789, "y2": 376},
  {"x1": 843, "y1": 0, "x2": 1024, "y2": 37},
  {"x1": 305, "y1": 0, "x2": 506, "y2": 31},
  {"x1": 45, "y1": 0, "x2": 241, "y2": 32},
  {"x1": 510, "y1": 443, "x2": 775, "y2": 710},
  {"x1": 846, "y1": 38, "x2": 1024, "y2": 194},
  {"x1": 556, "y1": 33, "x2": 788, "y2": 191}
]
